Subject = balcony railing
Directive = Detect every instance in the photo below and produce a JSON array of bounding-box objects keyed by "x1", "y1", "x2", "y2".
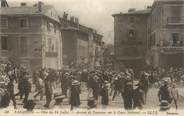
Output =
[
  {"x1": 167, "y1": 17, "x2": 184, "y2": 25},
  {"x1": 45, "y1": 52, "x2": 58, "y2": 57},
  {"x1": 160, "y1": 46, "x2": 184, "y2": 54}
]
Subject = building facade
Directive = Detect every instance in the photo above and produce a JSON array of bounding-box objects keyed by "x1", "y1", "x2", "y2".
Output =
[
  {"x1": 60, "y1": 15, "x2": 103, "y2": 71},
  {"x1": 113, "y1": 0, "x2": 184, "y2": 70},
  {"x1": 0, "y1": 2, "x2": 63, "y2": 72},
  {"x1": 148, "y1": 0, "x2": 184, "y2": 68},
  {"x1": 113, "y1": 8, "x2": 151, "y2": 71}
]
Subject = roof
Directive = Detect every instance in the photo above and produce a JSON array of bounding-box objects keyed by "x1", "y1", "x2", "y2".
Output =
[
  {"x1": 60, "y1": 18, "x2": 103, "y2": 38},
  {"x1": 0, "y1": 4, "x2": 60, "y2": 22},
  {"x1": 0, "y1": 5, "x2": 51, "y2": 15},
  {"x1": 152, "y1": 0, "x2": 184, "y2": 10},
  {"x1": 112, "y1": 9, "x2": 151, "y2": 16}
]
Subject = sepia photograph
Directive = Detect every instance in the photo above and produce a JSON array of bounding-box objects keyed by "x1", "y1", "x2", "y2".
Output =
[{"x1": 0, "y1": 0, "x2": 184, "y2": 115}]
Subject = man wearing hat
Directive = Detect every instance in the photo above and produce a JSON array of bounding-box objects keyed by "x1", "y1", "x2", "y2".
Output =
[{"x1": 112, "y1": 74, "x2": 122, "y2": 101}]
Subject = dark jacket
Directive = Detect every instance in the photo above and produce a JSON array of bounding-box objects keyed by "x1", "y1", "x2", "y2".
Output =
[
  {"x1": 158, "y1": 85, "x2": 171, "y2": 102},
  {"x1": 70, "y1": 85, "x2": 81, "y2": 106}
]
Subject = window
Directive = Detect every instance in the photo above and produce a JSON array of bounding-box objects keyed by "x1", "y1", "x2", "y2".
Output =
[
  {"x1": 48, "y1": 38, "x2": 52, "y2": 52},
  {"x1": 0, "y1": 18, "x2": 8, "y2": 28},
  {"x1": 47, "y1": 22, "x2": 51, "y2": 32},
  {"x1": 54, "y1": 25, "x2": 57, "y2": 33},
  {"x1": 128, "y1": 29, "x2": 135, "y2": 39},
  {"x1": 1, "y1": 36, "x2": 8, "y2": 50},
  {"x1": 129, "y1": 17, "x2": 135, "y2": 23},
  {"x1": 55, "y1": 39, "x2": 58, "y2": 51},
  {"x1": 150, "y1": 33, "x2": 156, "y2": 47},
  {"x1": 20, "y1": 18, "x2": 28, "y2": 28},
  {"x1": 172, "y1": 33, "x2": 179, "y2": 46}
]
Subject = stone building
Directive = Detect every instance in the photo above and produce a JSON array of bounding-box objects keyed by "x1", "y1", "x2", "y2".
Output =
[
  {"x1": 113, "y1": 0, "x2": 184, "y2": 69},
  {"x1": 112, "y1": 8, "x2": 151, "y2": 71},
  {"x1": 60, "y1": 15, "x2": 103, "y2": 71},
  {"x1": 148, "y1": 0, "x2": 184, "y2": 68},
  {"x1": 0, "y1": 2, "x2": 63, "y2": 72}
]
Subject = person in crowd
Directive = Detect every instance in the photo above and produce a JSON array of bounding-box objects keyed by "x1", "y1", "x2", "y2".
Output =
[
  {"x1": 133, "y1": 84, "x2": 144, "y2": 109},
  {"x1": 61, "y1": 72, "x2": 69, "y2": 97},
  {"x1": 158, "y1": 81, "x2": 172, "y2": 106},
  {"x1": 22, "y1": 72, "x2": 31, "y2": 104},
  {"x1": 69, "y1": 79, "x2": 81, "y2": 110},
  {"x1": 14, "y1": 69, "x2": 26, "y2": 99},
  {"x1": 32, "y1": 70, "x2": 41, "y2": 93},
  {"x1": 0, "y1": 82, "x2": 10, "y2": 108},
  {"x1": 87, "y1": 73, "x2": 100, "y2": 101},
  {"x1": 100, "y1": 81, "x2": 109, "y2": 108},
  {"x1": 170, "y1": 83, "x2": 179, "y2": 110},
  {"x1": 7, "y1": 70, "x2": 17, "y2": 109},
  {"x1": 112, "y1": 75, "x2": 121, "y2": 101},
  {"x1": 34, "y1": 75, "x2": 44, "y2": 100},
  {"x1": 109, "y1": 72, "x2": 116, "y2": 96},
  {"x1": 80, "y1": 69, "x2": 88, "y2": 82},
  {"x1": 137, "y1": 72, "x2": 150, "y2": 104},
  {"x1": 44, "y1": 70, "x2": 53, "y2": 108},
  {"x1": 123, "y1": 76, "x2": 133, "y2": 110}
]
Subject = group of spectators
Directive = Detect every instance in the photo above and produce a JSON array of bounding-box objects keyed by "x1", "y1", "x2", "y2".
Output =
[{"x1": 0, "y1": 61, "x2": 183, "y2": 111}]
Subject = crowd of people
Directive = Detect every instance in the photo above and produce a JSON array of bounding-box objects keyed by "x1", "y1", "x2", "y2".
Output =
[{"x1": 0, "y1": 61, "x2": 183, "y2": 111}]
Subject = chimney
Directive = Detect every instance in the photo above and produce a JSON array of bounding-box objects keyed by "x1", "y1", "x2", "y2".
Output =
[
  {"x1": 75, "y1": 17, "x2": 79, "y2": 28},
  {"x1": 63, "y1": 12, "x2": 68, "y2": 20},
  {"x1": 128, "y1": 8, "x2": 136, "y2": 12},
  {"x1": 20, "y1": 2, "x2": 27, "y2": 7},
  {"x1": 74, "y1": 17, "x2": 79, "y2": 24},
  {"x1": 147, "y1": 6, "x2": 152, "y2": 9},
  {"x1": 70, "y1": 16, "x2": 75, "y2": 23},
  {"x1": 38, "y1": 1, "x2": 44, "y2": 12}
]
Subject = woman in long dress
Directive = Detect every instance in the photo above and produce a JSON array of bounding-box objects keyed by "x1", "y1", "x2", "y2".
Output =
[{"x1": 69, "y1": 79, "x2": 81, "y2": 110}]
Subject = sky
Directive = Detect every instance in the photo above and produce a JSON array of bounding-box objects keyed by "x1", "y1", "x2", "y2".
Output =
[{"x1": 7, "y1": 0, "x2": 154, "y2": 44}]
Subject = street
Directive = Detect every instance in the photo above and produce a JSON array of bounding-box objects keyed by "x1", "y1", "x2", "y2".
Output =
[{"x1": 6, "y1": 83, "x2": 184, "y2": 110}]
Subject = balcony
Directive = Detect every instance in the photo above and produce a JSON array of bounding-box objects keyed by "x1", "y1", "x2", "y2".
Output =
[
  {"x1": 45, "y1": 52, "x2": 58, "y2": 57},
  {"x1": 167, "y1": 17, "x2": 184, "y2": 25},
  {"x1": 160, "y1": 46, "x2": 184, "y2": 54}
]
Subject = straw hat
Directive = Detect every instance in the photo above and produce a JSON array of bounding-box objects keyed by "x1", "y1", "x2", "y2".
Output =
[
  {"x1": 0, "y1": 82, "x2": 5, "y2": 87},
  {"x1": 143, "y1": 72, "x2": 149, "y2": 76},
  {"x1": 72, "y1": 80, "x2": 80, "y2": 86}
]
